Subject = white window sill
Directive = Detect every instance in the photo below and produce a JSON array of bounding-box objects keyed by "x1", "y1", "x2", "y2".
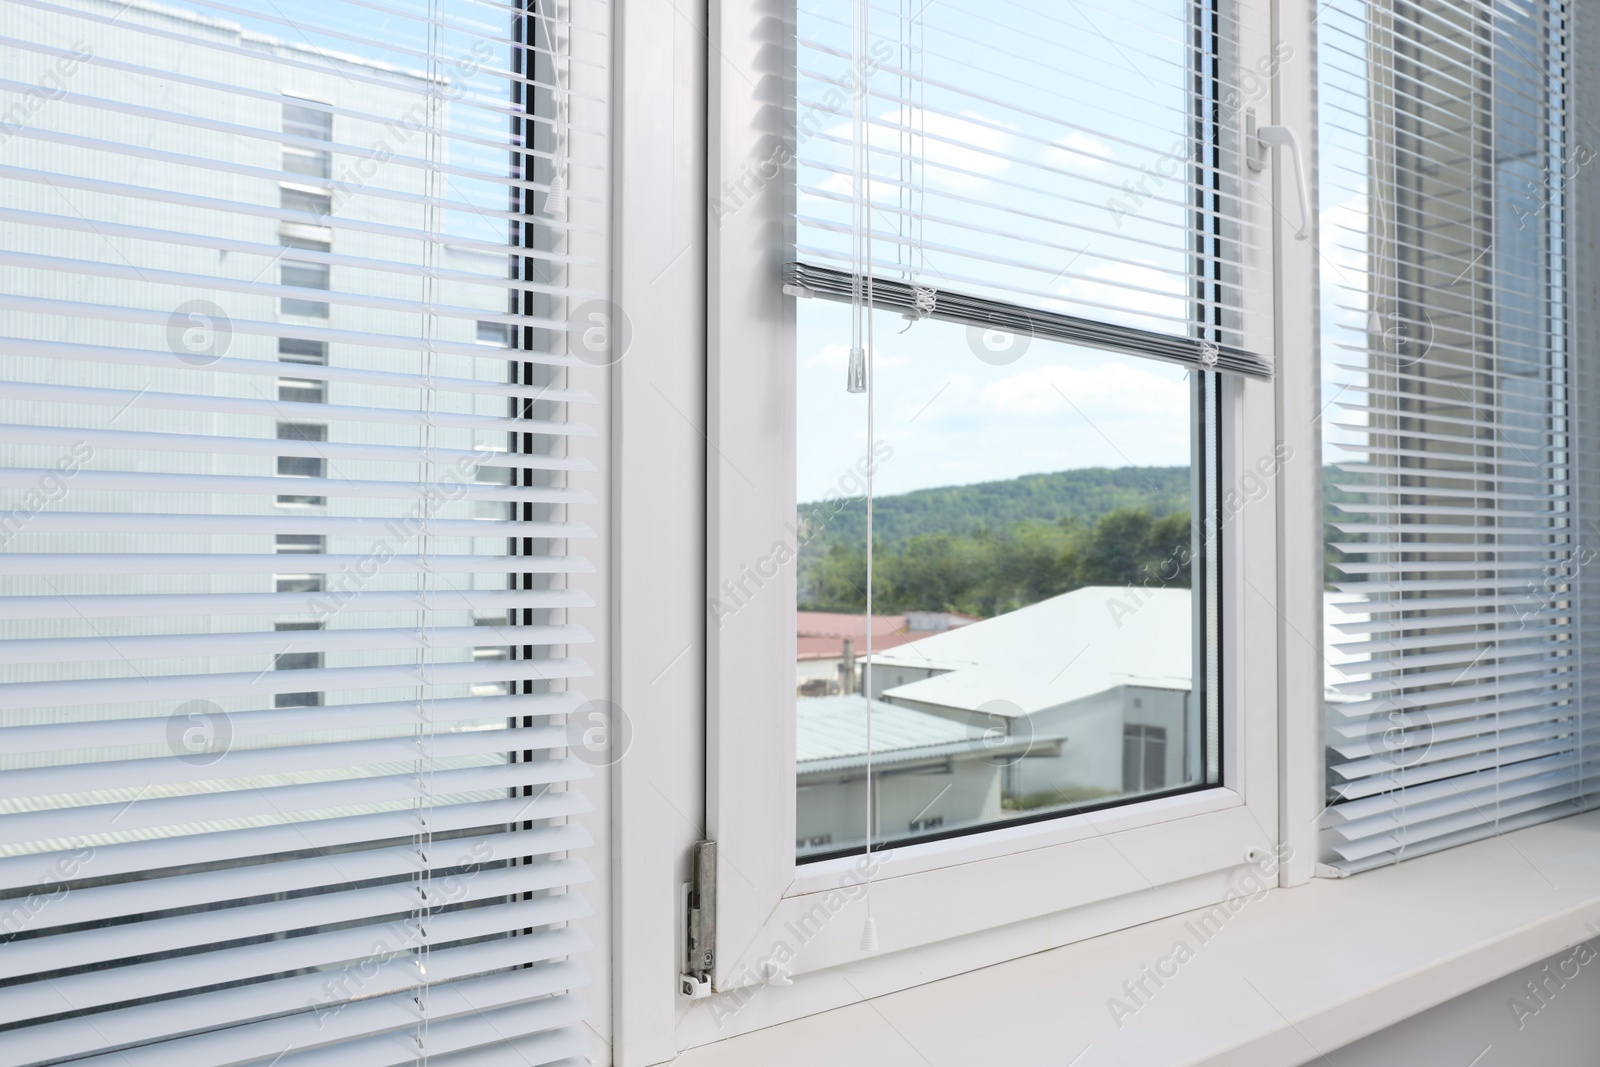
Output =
[{"x1": 673, "y1": 809, "x2": 1600, "y2": 1066}]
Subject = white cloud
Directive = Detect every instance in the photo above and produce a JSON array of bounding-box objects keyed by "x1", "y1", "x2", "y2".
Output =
[
  {"x1": 976, "y1": 361, "x2": 1189, "y2": 419},
  {"x1": 1053, "y1": 259, "x2": 1189, "y2": 330}
]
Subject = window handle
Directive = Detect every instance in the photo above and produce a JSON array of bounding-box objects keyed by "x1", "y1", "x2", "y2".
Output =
[{"x1": 1254, "y1": 121, "x2": 1311, "y2": 242}]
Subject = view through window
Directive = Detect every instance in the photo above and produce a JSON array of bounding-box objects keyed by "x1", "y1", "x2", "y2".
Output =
[
  {"x1": 789, "y1": 0, "x2": 1236, "y2": 859},
  {"x1": 794, "y1": 302, "x2": 1218, "y2": 859}
]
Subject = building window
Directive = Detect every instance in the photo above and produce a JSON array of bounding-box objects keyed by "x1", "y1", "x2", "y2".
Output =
[
  {"x1": 276, "y1": 423, "x2": 326, "y2": 506},
  {"x1": 280, "y1": 185, "x2": 332, "y2": 219},
  {"x1": 279, "y1": 235, "x2": 331, "y2": 318},
  {"x1": 277, "y1": 337, "x2": 328, "y2": 364},
  {"x1": 281, "y1": 100, "x2": 332, "y2": 179},
  {"x1": 277, "y1": 337, "x2": 328, "y2": 403},
  {"x1": 277, "y1": 376, "x2": 325, "y2": 404},
  {"x1": 274, "y1": 534, "x2": 324, "y2": 594},
  {"x1": 272, "y1": 621, "x2": 324, "y2": 708},
  {"x1": 275, "y1": 534, "x2": 326, "y2": 554},
  {"x1": 1123, "y1": 725, "x2": 1168, "y2": 794},
  {"x1": 476, "y1": 320, "x2": 512, "y2": 346}
]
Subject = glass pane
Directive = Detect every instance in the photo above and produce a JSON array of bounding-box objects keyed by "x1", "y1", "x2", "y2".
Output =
[
  {"x1": 791, "y1": 0, "x2": 1223, "y2": 343},
  {"x1": 0, "y1": 0, "x2": 552, "y2": 850},
  {"x1": 1315, "y1": 0, "x2": 1575, "y2": 870},
  {"x1": 795, "y1": 300, "x2": 1218, "y2": 859}
]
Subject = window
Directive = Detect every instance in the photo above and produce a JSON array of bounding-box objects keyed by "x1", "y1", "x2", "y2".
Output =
[
  {"x1": 277, "y1": 337, "x2": 329, "y2": 364},
  {"x1": 779, "y1": 0, "x2": 1261, "y2": 860},
  {"x1": 701, "y1": 0, "x2": 1284, "y2": 998},
  {"x1": 274, "y1": 533, "x2": 324, "y2": 593},
  {"x1": 477, "y1": 319, "x2": 513, "y2": 346},
  {"x1": 0, "y1": 1, "x2": 609, "y2": 1061},
  {"x1": 281, "y1": 185, "x2": 333, "y2": 219},
  {"x1": 792, "y1": 304, "x2": 1217, "y2": 857},
  {"x1": 279, "y1": 235, "x2": 331, "y2": 318},
  {"x1": 275, "y1": 422, "x2": 327, "y2": 506},
  {"x1": 277, "y1": 336, "x2": 329, "y2": 403},
  {"x1": 272, "y1": 621, "x2": 324, "y2": 708},
  {"x1": 281, "y1": 99, "x2": 333, "y2": 179},
  {"x1": 274, "y1": 533, "x2": 325, "y2": 553},
  {"x1": 1317, "y1": 0, "x2": 1587, "y2": 871},
  {"x1": 1123, "y1": 724, "x2": 1169, "y2": 793},
  {"x1": 277, "y1": 375, "x2": 326, "y2": 404}
]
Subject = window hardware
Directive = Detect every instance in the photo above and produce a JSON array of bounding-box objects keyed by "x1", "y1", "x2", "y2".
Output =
[
  {"x1": 681, "y1": 841, "x2": 716, "y2": 998},
  {"x1": 1246, "y1": 109, "x2": 1310, "y2": 240}
]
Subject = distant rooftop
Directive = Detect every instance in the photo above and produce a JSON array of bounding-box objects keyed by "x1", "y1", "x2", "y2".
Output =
[
  {"x1": 796, "y1": 610, "x2": 973, "y2": 662},
  {"x1": 796, "y1": 695, "x2": 1036, "y2": 772},
  {"x1": 874, "y1": 586, "x2": 1193, "y2": 716}
]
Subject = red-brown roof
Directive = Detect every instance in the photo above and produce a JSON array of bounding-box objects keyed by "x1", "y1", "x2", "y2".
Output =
[{"x1": 797, "y1": 612, "x2": 925, "y2": 661}]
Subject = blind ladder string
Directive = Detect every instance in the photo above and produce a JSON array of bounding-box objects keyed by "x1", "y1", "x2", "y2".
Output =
[{"x1": 412, "y1": 0, "x2": 445, "y2": 1052}]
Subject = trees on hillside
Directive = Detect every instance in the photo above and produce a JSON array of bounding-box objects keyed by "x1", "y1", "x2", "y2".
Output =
[{"x1": 798, "y1": 506, "x2": 1191, "y2": 617}]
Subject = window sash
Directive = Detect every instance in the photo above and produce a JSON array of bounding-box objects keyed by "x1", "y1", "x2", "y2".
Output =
[{"x1": 698, "y1": 0, "x2": 1283, "y2": 1009}]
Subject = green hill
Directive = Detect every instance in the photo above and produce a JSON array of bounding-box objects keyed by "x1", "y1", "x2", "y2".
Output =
[
  {"x1": 796, "y1": 467, "x2": 1192, "y2": 616},
  {"x1": 796, "y1": 464, "x2": 1355, "y2": 615},
  {"x1": 800, "y1": 466, "x2": 1192, "y2": 554}
]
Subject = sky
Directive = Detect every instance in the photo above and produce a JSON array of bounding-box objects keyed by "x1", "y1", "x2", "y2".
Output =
[
  {"x1": 796, "y1": 299, "x2": 1193, "y2": 502},
  {"x1": 793, "y1": 0, "x2": 1206, "y2": 501},
  {"x1": 148, "y1": 0, "x2": 1364, "y2": 503}
]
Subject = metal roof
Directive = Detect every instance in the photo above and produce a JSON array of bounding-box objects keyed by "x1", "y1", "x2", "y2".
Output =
[
  {"x1": 873, "y1": 586, "x2": 1193, "y2": 716},
  {"x1": 796, "y1": 695, "x2": 1041, "y2": 771}
]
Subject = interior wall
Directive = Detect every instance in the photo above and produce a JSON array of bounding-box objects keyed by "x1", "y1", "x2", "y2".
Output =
[{"x1": 1312, "y1": 938, "x2": 1600, "y2": 1066}]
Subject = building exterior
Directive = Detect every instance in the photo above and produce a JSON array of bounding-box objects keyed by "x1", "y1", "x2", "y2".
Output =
[
  {"x1": 867, "y1": 586, "x2": 1196, "y2": 801},
  {"x1": 0, "y1": 0, "x2": 522, "y2": 823},
  {"x1": 794, "y1": 695, "x2": 1042, "y2": 855}
]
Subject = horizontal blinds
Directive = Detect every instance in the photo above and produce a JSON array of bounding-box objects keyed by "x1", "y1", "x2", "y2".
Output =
[
  {"x1": 0, "y1": 0, "x2": 607, "y2": 1063},
  {"x1": 784, "y1": 261, "x2": 1272, "y2": 379},
  {"x1": 1319, "y1": 0, "x2": 1582, "y2": 871},
  {"x1": 787, "y1": 0, "x2": 1264, "y2": 373}
]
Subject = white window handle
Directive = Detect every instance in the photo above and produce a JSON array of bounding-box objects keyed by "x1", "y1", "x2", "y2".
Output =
[{"x1": 1246, "y1": 111, "x2": 1310, "y2": 241}]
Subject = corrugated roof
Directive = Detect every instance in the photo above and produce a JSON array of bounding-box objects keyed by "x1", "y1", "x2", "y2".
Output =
[
  {"x1": 796, "y1": 695, "x2": 968, "y2": 760},
  {"x1": 873, "y1": 586, "x2": 1193, "y2": 716},
  {"x1": 796, "y1": 695, "x2": 1042, "y2": 772},
  {"x1": 797, "y1": 612, "x2": 926, "y2": 661}
]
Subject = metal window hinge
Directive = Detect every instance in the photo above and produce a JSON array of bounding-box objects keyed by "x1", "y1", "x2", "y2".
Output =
[{"x1": 680, "y1": 841, "x2": 716, "y2": 1000}]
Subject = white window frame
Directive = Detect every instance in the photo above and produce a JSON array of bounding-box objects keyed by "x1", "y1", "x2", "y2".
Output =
[
  {"x1": 697, "y1": 0, "x2": 1305, "y2": 1022},
  {"x1": 606, "y1": 0, "x2": 1325, "y2": 1058}
]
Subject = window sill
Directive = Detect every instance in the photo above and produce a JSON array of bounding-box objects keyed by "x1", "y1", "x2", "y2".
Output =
[{"x1": 674, "y1": 809, "x2": 1600, "y2": 1066}]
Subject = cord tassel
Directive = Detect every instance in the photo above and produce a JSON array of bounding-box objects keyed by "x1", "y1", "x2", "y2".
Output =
[{"x1": 860, "y1": 915, "x2": 880, "y2": 953}]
